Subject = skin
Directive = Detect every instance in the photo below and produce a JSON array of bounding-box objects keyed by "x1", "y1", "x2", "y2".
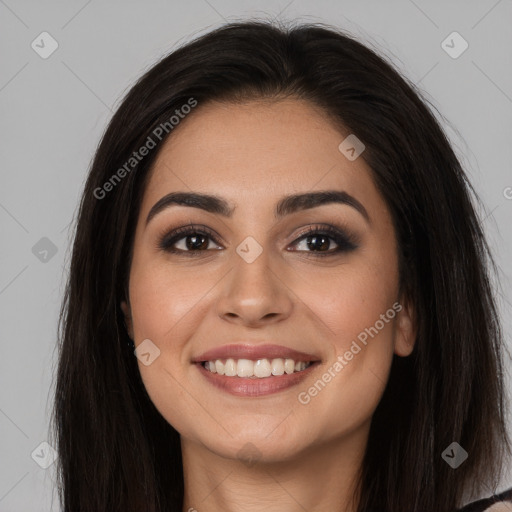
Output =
[{"x1": 121, "y1": 98, "x2": 416, "y2": 512}]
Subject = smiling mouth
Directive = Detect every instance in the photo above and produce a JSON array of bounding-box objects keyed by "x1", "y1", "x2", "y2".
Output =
[{"x1": 200, "y1": 358, "x2": 315, "y2": 378}]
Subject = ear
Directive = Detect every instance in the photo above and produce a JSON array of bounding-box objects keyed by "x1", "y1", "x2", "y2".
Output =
[
  {"x1": 120, "y1": 300, "x2": 134, "y2": 340},
  {"x1": 393, "y1": 295, "x2": 417, "y2": 357}
]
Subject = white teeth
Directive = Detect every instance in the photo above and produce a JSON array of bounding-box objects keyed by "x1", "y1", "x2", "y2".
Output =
[
  {"x1": 284, "y1": 358, "x2": 295, "y2": 374},
  {"x1": 215, "y1": 360, "x2": 225, "y2": 375},
  {"x1": 224, "y1": 358, "x2": 237, "y2": 377},
  {"x1": 271, "y1": 358, "x2": 284, "y2": 376},
  {"x1": 237, "y1": 359, "x2": 253, "y2": 377},
  {"x1": 203, "y1": 357, "x2": 312, "y2": 378},
  {"x1": 254, "y1": 359, "x2": 272, "y2": 378}
]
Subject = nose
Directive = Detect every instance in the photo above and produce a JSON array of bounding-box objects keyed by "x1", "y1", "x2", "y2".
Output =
[{"x1": 215, "y1": 246, "x2": 294, "y2": 328}]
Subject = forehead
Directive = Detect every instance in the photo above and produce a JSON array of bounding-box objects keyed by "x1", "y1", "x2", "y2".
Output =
[{"x1": 140, "y1": 98, "x2": 383, "y2": 219}]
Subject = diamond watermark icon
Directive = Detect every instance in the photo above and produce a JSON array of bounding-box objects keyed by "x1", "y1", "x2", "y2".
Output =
[
  {"x1": 237, "y1": 442, "x2": 262, "y2": 467},
  {"x1": 31, "y1": 441, "x2": 57, "y2": 469},
  {"x1": 441, "y1": 31, "x2": 468, "y2": 59},
  {"x1": 236, "y1": 236, "x2": 263, "y2": 263},
  {"x1": 338, "y1": 134, "x2": 365, "y2": 161},
  {"x1": 441, "y1": 442, "x2": 468, "y2": 469},
  {"x1": 31, "y1": 32, "x2": 59, "y2": 59},
  {"x1": 135, "y1": 338, "x2": 161, "y2": 366},
  {"x1": 32, "y1": 237, "x2": 58, "y2": 263}
]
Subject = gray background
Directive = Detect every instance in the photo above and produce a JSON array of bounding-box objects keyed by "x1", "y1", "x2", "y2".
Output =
[{"x1": 1, "y1": 0, "x2": 511, "y2": 510}]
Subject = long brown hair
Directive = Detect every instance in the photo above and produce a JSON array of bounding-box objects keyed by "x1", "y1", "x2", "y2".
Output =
[{"x1": 50, "y1": 19, "x2": 511, "y2": 511}]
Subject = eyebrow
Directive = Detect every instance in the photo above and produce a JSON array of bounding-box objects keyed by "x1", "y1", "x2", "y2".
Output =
[{"x1": 145, "y1": 190, "x2": 370, "y2": 226}]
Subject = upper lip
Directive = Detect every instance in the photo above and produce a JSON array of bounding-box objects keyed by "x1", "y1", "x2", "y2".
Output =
[{"x1": 192, "y1": 343, "x2": 321, "y2": 363}]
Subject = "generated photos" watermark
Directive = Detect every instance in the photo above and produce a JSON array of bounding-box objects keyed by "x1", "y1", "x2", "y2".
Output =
[
  {"x1": 298, "y1": 301, "x2": 402, "y2": 405},
  {"x1": 94, "y1": 97, "x2": 198, "y2": 200}
]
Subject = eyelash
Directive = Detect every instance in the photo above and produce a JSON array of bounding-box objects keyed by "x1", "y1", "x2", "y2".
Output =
[{"x1": 157, "y1": 223, "x2": 359, "y2": 258}]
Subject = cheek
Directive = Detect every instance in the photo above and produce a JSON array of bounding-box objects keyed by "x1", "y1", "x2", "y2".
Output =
[
  {"x1": 289, "y1": 255, "x2": 398, "y2": 435},
  {"x1": 294, "y1": 300, "x2": 396, "y2": 445},
  {"x1": 291, "y1": 251, "x2": 399, "y2": 352},
  {"x1": 128, "y1": 258, "x2": 212, "y2": 344},
  {"x1": 127, "y1": 258, "x2": 228, "y2": 434},
  {"x1": 127, "y1": 272, "x2": 202, "y2": 436}
]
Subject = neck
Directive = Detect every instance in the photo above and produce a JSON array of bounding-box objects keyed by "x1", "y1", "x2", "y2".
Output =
[{"x1": 181, "y1": 424, "x2": 369, "y2": 512}]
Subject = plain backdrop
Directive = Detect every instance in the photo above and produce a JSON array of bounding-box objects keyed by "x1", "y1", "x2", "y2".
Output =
[{"x1": 0, "y1": 1, "x2": 511, "y2": 510}]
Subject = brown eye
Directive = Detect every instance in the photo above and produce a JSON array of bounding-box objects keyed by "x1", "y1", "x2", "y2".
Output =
[
  {"x1": 158, "y1": 224, "x2": 222, "y2": 256},
  {"x1": 289, "y1": 224, "x2": 359, "y2": 257},
  {"x1": 176, "y1": 233, "x2": 210, "y2": 251}
]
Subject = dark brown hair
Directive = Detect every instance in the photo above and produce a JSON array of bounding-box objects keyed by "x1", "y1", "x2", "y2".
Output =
[{"x1": 50, "y1": 19, "x2": 511, "y2": 512}]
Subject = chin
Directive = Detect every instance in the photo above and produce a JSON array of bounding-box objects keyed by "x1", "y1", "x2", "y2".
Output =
[{"x1": 204, "y1": 429, "x2": 311, "y2": 465}]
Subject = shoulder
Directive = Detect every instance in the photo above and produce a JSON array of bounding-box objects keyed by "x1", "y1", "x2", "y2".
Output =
[{"x1": 458, "y1": 487, "x2": 512, "y2": 512}]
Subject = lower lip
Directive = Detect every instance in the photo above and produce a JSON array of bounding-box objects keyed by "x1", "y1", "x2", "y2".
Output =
[{"x1": 195, "y1": 362, "x2": 319, "y2": 397}]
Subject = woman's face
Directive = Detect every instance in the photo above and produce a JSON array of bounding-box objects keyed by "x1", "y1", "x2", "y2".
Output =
[{"x1": 121, "y1": 98, "x2": 415, "y2": 463}]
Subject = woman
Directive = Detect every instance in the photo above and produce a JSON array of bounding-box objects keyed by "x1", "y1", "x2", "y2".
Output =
[{"x1": 50, "y1": 20, "x2": 512, "y2": 511}]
